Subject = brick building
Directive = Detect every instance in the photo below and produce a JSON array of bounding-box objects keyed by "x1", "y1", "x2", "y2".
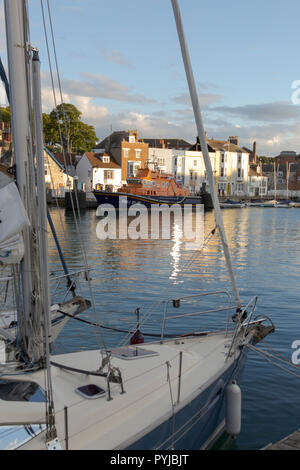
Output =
[{"x1": 93, "y1": 130, "x2": 148, "y2": 183}]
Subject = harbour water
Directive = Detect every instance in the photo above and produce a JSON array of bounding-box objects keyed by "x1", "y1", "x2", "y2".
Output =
[{"x1": 48, "y1": 205, "x2": 300, "y2": 450}]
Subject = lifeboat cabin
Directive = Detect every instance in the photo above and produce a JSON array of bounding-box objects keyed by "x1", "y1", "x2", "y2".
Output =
[{"x1": 121, "y1": 169, "x2": 190, "y2": 198}]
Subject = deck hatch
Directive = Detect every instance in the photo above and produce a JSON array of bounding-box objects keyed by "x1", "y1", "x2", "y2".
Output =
[{"x1": 108, "y1": 347, "x2": 159, "y2": 360}]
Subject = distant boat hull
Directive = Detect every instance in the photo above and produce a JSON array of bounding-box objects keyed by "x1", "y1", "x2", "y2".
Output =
[
  {"x1": 93, "y1": 190, "x2": 213, "y2": 210},
  {"x1": 220, "y1": 199, "x2": 245, "y2": 209},
  {"x1": 220, "y1": 203, "x2": 245, "y2": 209}
]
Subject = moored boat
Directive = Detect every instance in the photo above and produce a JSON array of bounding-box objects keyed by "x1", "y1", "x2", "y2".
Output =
[
  {"x1": 93, "y1": 168, "x2": 213, "y2": 210},
  {"x1": 276, "y1": 200, "x2": 294, "y2": 208},
  {"x1": 260, "y1": 200, "x2": 278, "y2": 207},
  {"x1": 246, "y1": 199, "x2": 263, "y2": 207},
  {"x1": 220, "y1": 199, "x2": 245, "y2": 209}
]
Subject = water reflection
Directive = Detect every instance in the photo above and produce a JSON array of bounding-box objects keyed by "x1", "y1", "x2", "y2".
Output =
[
  {"x1": 48, "y1": 206, "x2": 300, "y2": 449},
  {"x1": 169, "y1": 222, "x2": 183, "y2": 283}
]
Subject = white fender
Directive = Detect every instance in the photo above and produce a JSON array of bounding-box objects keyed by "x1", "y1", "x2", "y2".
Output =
[{"x1": 225, "y1": 380, "x2": 241, "y2": 437}]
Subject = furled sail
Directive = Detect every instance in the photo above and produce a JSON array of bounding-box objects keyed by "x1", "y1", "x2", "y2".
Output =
[{"x1": 0, "y1": 171, "x2": 30, "y2": 264}]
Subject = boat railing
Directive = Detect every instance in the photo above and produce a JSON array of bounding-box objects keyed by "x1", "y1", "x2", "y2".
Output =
[
  {"x1": 0, "y1": 267, "x2": 91, "y2": 320},
  {"x1": 160, "y1": 290, "x2": 233, "y2": 340},
  {"x1": 49, "y1": 268, "x2": 92, "y2": 304},
  {"x1": 226, "y1": 295, "x2": 259, "y2": 359}
]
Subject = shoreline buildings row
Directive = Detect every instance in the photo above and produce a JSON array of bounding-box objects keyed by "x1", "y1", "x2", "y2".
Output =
[{"x1": 2, "y1": 124, "x2": 300, "y2": 199}]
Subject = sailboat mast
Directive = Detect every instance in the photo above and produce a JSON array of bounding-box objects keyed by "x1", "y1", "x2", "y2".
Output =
[
  {"x1": 32, "y1": 48, "x2": 52, "y2": 351},
  {"x1": 171, "y1": 0, "x2": 242, "y2": 309},
  {"x1": 4, "y1": 0, "x2": 34, "y2": 347},
  {"x1": 286, "y1": 162, "x2": 290, "y2": 200},
  {"x1": 274, "y1": 161, "x2": 276, "y2": 200},
  {"x1": 4, "y1": 0, "x2": 44, "y2": 363}
]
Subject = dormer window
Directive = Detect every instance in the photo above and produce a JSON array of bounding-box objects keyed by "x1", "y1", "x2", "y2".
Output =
[{"x1": 102, "y1": 156, "x2": 110, "y2": 163}]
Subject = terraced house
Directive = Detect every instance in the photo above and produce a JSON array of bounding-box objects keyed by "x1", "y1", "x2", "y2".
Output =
[
  {"x1": 172, "y1": 136, "x2": 249, "y2": 196},
  {"x1": 44, "y1": 148, "x2": 74, "y2": 198},
  {"x1": 93, "y1": 130, "x2": 148, "y2": 183},
  {"x1": 76, "y1": 151, "x2": 121, "y2": 192}
]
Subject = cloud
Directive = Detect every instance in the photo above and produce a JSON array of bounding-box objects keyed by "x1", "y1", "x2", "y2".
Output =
[
  {"x1": 197, "y1": 81, "x2": 220, "y2": 90},
  {"x1": 41, "y1": 87, "x2": 109, "y2": 124},
  {"x1": 172, "y1": 92, "x2": 223, "y2": 108},
  {"x1": 41, "y1": 71, "x2": 155, "y2": 104},
  {"x1": 100, "y1": 46, "x2": 134, "y2": 69},
  {"x1": 213, "y1": 101, "x2": 300, "y2": 122},
  {"x1": 40, "y1": 66, "x2": 300, "y2": 157}
]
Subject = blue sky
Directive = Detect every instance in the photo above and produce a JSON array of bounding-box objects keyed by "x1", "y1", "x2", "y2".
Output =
[{"x1": 1, "y1": 0, "x2": 300, "y2": 156}]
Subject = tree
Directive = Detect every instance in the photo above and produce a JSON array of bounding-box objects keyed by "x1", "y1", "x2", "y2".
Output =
[
  {"x1": 258, "y1": 156, "x2": 274, "y2": 163},
  {"x1": 43, "y1": 103, "x2": 98, "y2": 153},
  {"x1": 0, "y1": 106, "x2": 11, "y2": 123}
]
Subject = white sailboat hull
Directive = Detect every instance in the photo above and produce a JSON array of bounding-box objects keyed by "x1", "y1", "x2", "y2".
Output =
[{"x1": 0, "y1": 323, "x2": 271, "y2": 450}]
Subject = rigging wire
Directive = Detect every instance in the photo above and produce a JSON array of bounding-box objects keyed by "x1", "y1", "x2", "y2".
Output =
[
  {"x1": 118, "y1": 225, "x2": 218, "y2": 346},
  {"x1": 246, "y1": 343, "x2": 300, "y2": 379},
  {"x1": 40, "y1": 0, "x2": 107, "y2": 353}
]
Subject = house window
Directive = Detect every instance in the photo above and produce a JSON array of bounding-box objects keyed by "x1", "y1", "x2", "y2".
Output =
[
  {"x1": 135, "y1": 149, "x2": 141, "y2": 159},
  {"x1": 103, "y1": 156, "x2": 110, "y2": 163},
  {"x1": 193, "y1": 160, "x2": 197, "y2": 166},
  {"x1": 128, "y1": 161, "x2": 140, "y2": 177},
  {"x1": 123, "y1": 149, "x2": 129, "y2": 158},
  {"x1": 238, "y1": 168, "x2": 241, "y2": 178},
  {"x1": 104, "y1": 170, "x2": 113, "y2": 180},
  {"x1": 88, "y1": 169, "x2": 92, "y2": 178},
  {"x1": 221, "y1": 168, "x2": 224, "y2": 177},
  {"x1": 238, "y1": 155, "x2": 242, "y2": 164}
]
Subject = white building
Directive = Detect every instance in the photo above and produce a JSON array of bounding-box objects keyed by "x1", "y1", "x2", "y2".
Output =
[
  {"x1": 207, "y1": 139, "x2": 249, "y2": 197},
  {"x1": 248, "y1": 167, "x2": 268, "y2": 197},
  {"x1": 172, "y1": 149, "x2": 217, "y2": 194},
  {"x1": 76, "y1": 152, "x2": 121, "y2": 192},
  {"x1": 147, "y1": 147, "x2": 173, "y2": 174}
]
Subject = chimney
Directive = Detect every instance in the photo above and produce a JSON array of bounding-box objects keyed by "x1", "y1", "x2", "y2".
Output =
[
  {"x1": 228, "y1": 136, "x2": 239, "y2": 146},
  {"x1": 253, "y1": 141, "x2": 257, "y2": 165}
]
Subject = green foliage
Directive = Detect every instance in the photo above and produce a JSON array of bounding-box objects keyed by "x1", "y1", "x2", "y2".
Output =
[
  {"x1": 0, "y1": 106, "x2": 11, "y2": 123},
  {"x1": 43, "y1": 103, "x2": 98, "y2": 153},
  {"x1": 258, "y1": 156, "x2": 274, "y2": 163}
]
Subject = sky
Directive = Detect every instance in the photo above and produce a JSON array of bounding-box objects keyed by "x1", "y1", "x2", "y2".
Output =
[{"x1": 1, "y1": 0, "x2": 300, "y2": 156}]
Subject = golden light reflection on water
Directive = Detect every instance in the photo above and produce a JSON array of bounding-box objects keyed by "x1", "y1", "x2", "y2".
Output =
[{"x1": 47, "y1": 206, "x2": 300, "y2": 450}]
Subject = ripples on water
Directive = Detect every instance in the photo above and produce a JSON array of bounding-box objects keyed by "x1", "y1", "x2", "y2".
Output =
[{"x1": 48, "y1": 206, "x2": 300, "y2": 450}]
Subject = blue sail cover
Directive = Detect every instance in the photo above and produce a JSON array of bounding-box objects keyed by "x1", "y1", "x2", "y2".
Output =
[{"x1": 0, "y1": 57, "x2": 10, "y2": 103}]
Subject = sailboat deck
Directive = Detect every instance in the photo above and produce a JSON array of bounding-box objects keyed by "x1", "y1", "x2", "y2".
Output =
[{"x1": 8, "y1": 331, "x2": 240, "y2": 450}]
